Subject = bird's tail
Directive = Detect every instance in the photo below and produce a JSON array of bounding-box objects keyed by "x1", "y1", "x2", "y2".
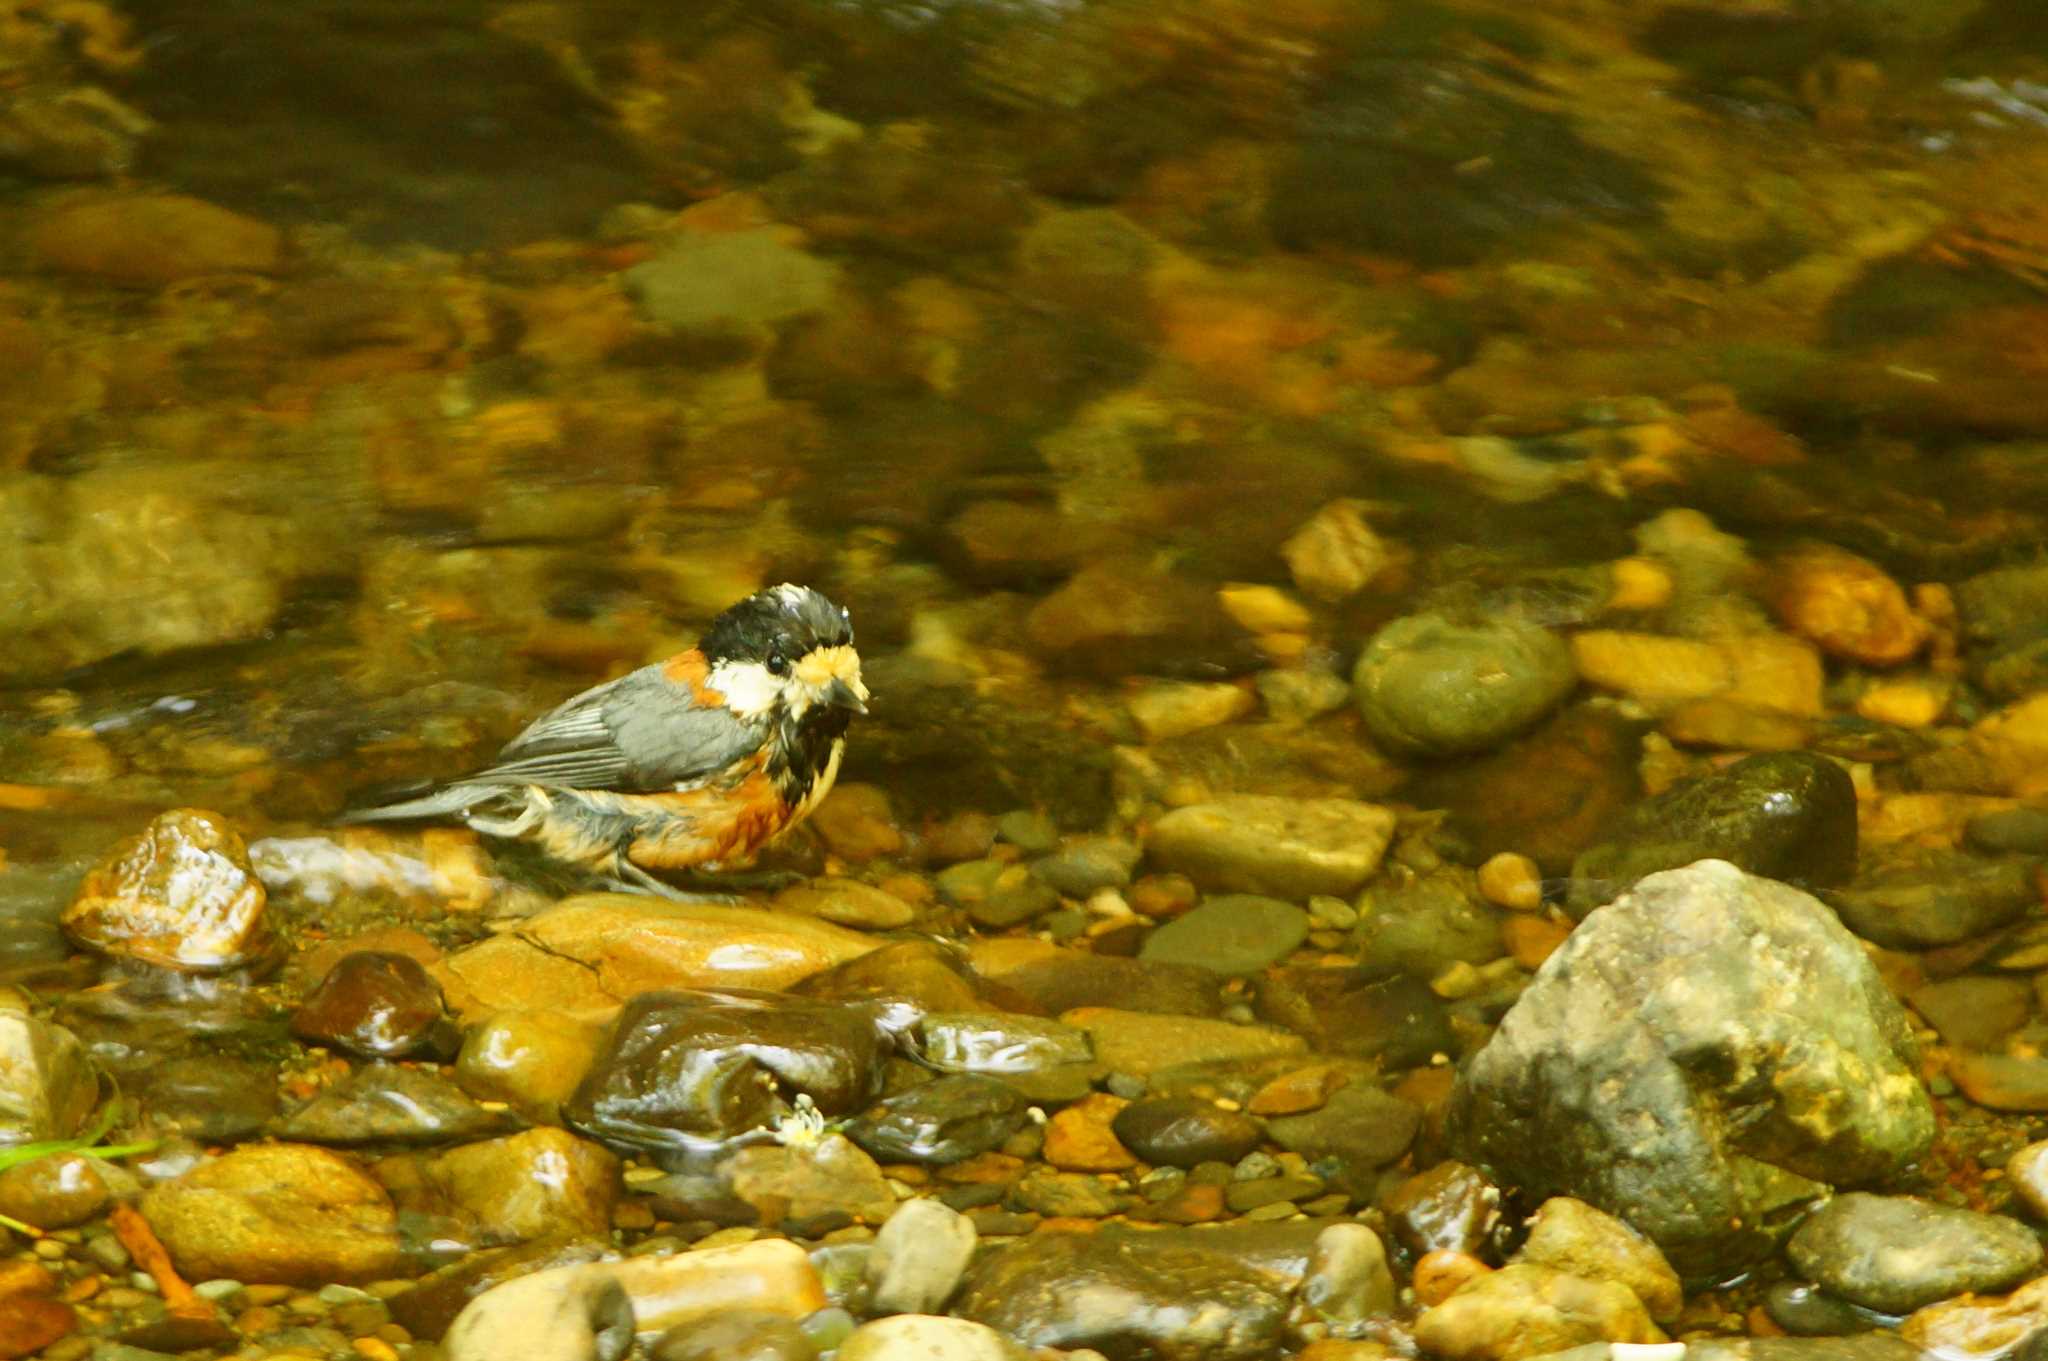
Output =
[{"x1": 337, "y1": 783, "x2": 504, "y2": 826}]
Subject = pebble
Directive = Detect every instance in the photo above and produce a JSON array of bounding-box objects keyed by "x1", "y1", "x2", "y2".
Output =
[
  {"x1": 1414, "y1": 1251, "x2": 1491, "y2": 1307},
  {"x1": 273, "y1": 1062, "x2": 515, "y2": 1145},
  {"x1": 1515, "y1": 1197, "x2": 1682, "y2": 1325},
  {"x1": 936, "y1": 860, "x2": 1060, "y2": 928},
  {"x1": 1966, "y1": 806, "x2": 2048, "y2": 855},
  {"x1": 1139, "y1": 894, "x2": 1309, "y2": 975},
  {"x1": 1301, "y1": 1223, "x2": 1395, "y2": 1326},
  {"x1": 865, "y1": 1198, "x2": 978, "y2": 1316},
  {"x1": 2006, "y1": 1140, "x2": 2048, "y2": 1220},
  {"x1": 1256, "y1": 669, "x2": 1353, "y2": 723},
  {"x1": 1765, "y1": 544, "x2": 1926, "y2": 667},
  {"x1": 1041, "y1": 1093, "x2": 1137, "y2": 1173},
  {"x1": 956, "y1": 1224, "x2": 1311, "y2": 1358},
  {"x1": 843, "y1": 1075, "x2": 1031, "y2": 1167},
  {"x1": 433, "y1": 897, "x2": 878, "y2": 1021},
  {"x1": 140, "y1": 1143, "x2": 404, "y2": 1286},
  {"x1": 1008, "y1": 1169, "x2": 1131, "y2": 1218},
  {"x1": 1263, "y1": 1084, "x2": 1420, "y2": 1171},
  {"x1": 0, "y1": 1296, "x2": 74, "y2": 1360},
  {"x1": 994, "y1": 810, "x2": 1060, "y2": 854},
  {"x1": 1144, "y1": 796, "x2": 1397, "y2": 899},
  {"x1": 1353, "y1": 612, "x2": 1576, "y2": 758},
  {"x1": 29, "y1": 192, "x2": 283, "y2": 285},
  {"x1": 725, "y1": 1134, "x2": 899, "y2": 1225},
  {"x1": 0, "y1": 1151, "x2": 108, "y2": 1230},
  {"x1": 650, "y1": 1309, "x2": 817, "y2": 1361},
  {"x1": 1382, "y1": 1161, "x2": 1502, "y2": 1258},
  {"x1": 836, "y1": 1314, "x2": 1028, "y2": 1361},
  {"x1": 1906, "y1": 975, "x2": 2032, "y2": 1051},
  {"x1": 1061, "y1": 1007, "x2": 1305, "y2": 1076},
  {"x1": 1112, "y1": 1097, "x2": 1264, "y2": 1168},
  {"x1": 565, "y1": 990, "x2": 884, "y2": 1150},
  {"x1": 445, "y1": 1239, "x2": 826, "y2": 1361},
  {"x1": 1128, "y1": 680, "x2": 1255, "y2": 742},
  {"x1": 1448, "y1": 860, "x2": 1933, "y2": 1284},
  {"x1": 771, "y1": 879, "x2": 918, "y2": 930},
  {"x1": 290, "y1": 950, "x2": 454, "y2": 1059},
  {"x1": 1902, "y1": 1272, "x2": 2048, "y2": 1358},
  {"x1": 1476, "y1": 853, "x2": 1543, "y2": 912},
  {"x1": 1413, "y1": 1263, "x2": 1665, "y2": 1359},
  {"x1": 1030, "y1": 838, "x2": 1142, "y2": 896},
  {"x1": 454, "y1": 1010, "x2": 608, "y2": 1123},
  {"x1": 391, "y1": 1128, "x2": 620, "y2": 1243},
  {"x1": 1828, "y1": 848, "x2": 2040, "y2": 949},
  {"x1": 60, "y1": 808, "x2": 276, "y2": 973},
  {"x1": 808, "y1": 785, "x2": 907, "y2": 862},
  {"x1": 1788, "y1": 1193, "x2": 2044, "y2": 1314},
  {"x1": 1565, "y1": 750, "x2": 1858, "y2": 917},
  {"x1": 1282, "y1": 500, "x2": 1391, "y2": 601},
  {"x1": 1570, "y1": 629, "x2": 1822, "y2": 716},
  {"x1": 1247, "y1": 1065, "x2": 1351, "y2": 1117}
]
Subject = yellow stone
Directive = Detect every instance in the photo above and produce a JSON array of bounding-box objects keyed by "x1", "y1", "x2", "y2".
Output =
[
  {"x1": 1571, "y1": 632, "x2": 1731, "y2": 708},
  {"x1": 1856, "y1": 679, "x2": 1949, "y2": 728},
  {"x1": 1477, "y1": 853, "x2": 1543, "y2": 912},
  {"x1": 1218, "y1": 584, "x2": 1312, "y2": 634},
  {"x1": 1606, "y1": 557, "x2": 1674, "y2": 612}
]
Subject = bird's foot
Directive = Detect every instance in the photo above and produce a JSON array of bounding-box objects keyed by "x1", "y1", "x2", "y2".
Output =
[
  {"x1": 604, "y1": 862, "x2": 742, "y2": 905},
  {"x1": 682, "y1": 868, "x2": 805, "y2": 894}
]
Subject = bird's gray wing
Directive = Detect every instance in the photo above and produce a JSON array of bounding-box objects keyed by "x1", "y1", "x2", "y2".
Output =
[{"x1": 454, "y1": 664, "x2": 759, "y2": 793}]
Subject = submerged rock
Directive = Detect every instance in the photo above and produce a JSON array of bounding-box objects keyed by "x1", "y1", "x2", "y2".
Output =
[
  {"x1": 1787, "y1": 1192, "x2": 2043, "y2": 1315},
  {"x1": 0, "y1": 1010, "x2": 96, "y2": 1144},
  {"x1": 381, "y1": 1128, "x2": 621, "y2": 1246},
  {"x1": 445, "y1": 1238, "x2": 825, "y2": 1361},
  {"x1": 843, "y1": 1074, "x2": 1031, "y2": 1166},
  {"x1": 62, "y1": 809, "x2": 276, "y2": 973},
  {"x1": 1353, "y1": 612, "x2": 1576, "y2": 758},
  {"x1": 272, "y1": 1063, "x2": 517, "y2": 1145},
  {"x1": 141, "y1": 1143, "x2": 404, "y2": 1286},
  {"x1": 1447, "y1": 860, "x2": 1932, "y2": 1282},
  {"x1": 291, "y1": 949, "x2": 455, "y2": 1059},
  {"x1": 1414, "y1": 1262, "x2": 1665, "y2": 1359},
  {"x1": 1566, "y1": 751, "x2": 1857, "y2": 916},
  {"x1": 956, "y1": 1223, "x2": 1327, "y2": 1361},
  {"x1": 1826, "y1": 847, "x2": 2040, "y2": 949},
  {"x1": 565, "y1": 989, "x2": 888, "y2": 1153},
  {"x1": 1144, "y1": 796, "x2": 1396, "y2": 899}
]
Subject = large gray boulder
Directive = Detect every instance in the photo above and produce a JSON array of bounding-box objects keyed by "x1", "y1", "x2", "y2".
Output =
[{"x1": 1446, "y1": 860, "x2": 1932, "y2": 1282}]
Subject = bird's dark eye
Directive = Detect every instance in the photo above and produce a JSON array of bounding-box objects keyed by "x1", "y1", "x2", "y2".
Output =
[{"x1": 766, "y1": 652, "x2": 789, "y2": 676}]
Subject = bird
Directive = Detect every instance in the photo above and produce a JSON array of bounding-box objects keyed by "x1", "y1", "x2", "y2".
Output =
[{"x1": 342, "y1": 583, "x2": 868, "y2": 899}]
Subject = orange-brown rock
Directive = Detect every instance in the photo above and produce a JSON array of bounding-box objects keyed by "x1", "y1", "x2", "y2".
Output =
[
  {"x1": 1502, "y1": 915, "x2": 1570, "y2": 972},
  {"x1": 1766, "y1": 544, "x2": 1927, "y2": 667},
  {"x1": 62, "y1": 809, "x2": 274, "y2": 973},
  {"x1": 431, "y1": 896, "x2": 878, "y2": 1023},
  {"x1": 1042, "y1": 1093, "x2": 1137, "y2": 1173},
  {"x1": 30, "y1": 193, "x2": 282, "y2": 286},
  {"x1": 1248, "y1": 1063, "x2": 1353, "y2": 1116},
  {"x1": 1414, "y1": 1250, "x2": 1492, "y2": 1307}
]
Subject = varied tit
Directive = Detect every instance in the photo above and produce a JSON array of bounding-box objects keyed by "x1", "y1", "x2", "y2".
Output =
[{"x1": 344, "y1": 583, "x2": 868, "y2": 899}]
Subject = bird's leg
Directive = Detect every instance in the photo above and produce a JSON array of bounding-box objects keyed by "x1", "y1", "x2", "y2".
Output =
[
  {"x1": 678, "y1": 867, "x2": 805, "y2": 894},
  {"x1": 606, "y1": 860, "x2": 742, "y2": 905}
]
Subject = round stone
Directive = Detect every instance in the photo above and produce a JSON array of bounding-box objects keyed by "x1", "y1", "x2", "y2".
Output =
[{"x1": 1353, "y1": 612, "x2": 1575, "y2": 758}]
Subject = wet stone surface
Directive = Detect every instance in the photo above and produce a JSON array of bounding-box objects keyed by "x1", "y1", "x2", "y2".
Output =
[{"x1": 12, "y1": 5, "x2": 2048, "y2": 1358}]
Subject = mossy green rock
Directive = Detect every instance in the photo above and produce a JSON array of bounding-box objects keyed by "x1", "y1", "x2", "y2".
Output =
[{"x1": 1352, "y1": 612, "x2": 1575, "y2": 758}]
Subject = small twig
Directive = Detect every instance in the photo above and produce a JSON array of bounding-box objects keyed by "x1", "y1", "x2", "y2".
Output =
[{"x1": 109, "y1": 1203, "x2": 208, "y2": 1318}]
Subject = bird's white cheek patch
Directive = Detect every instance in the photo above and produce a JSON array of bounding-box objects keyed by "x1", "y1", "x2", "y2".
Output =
[{"x1": 707, "y1": 660, "x2": 782, "y2": 719}]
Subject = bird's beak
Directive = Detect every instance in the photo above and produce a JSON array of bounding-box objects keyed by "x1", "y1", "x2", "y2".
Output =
[{"x1": 823, "y1": 677, "x2": 868, "y2": 714}]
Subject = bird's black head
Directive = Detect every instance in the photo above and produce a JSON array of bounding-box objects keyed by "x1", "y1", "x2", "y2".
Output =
[{"x1": 701, "y1": 584, "x2": 854, "y2": 669}]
